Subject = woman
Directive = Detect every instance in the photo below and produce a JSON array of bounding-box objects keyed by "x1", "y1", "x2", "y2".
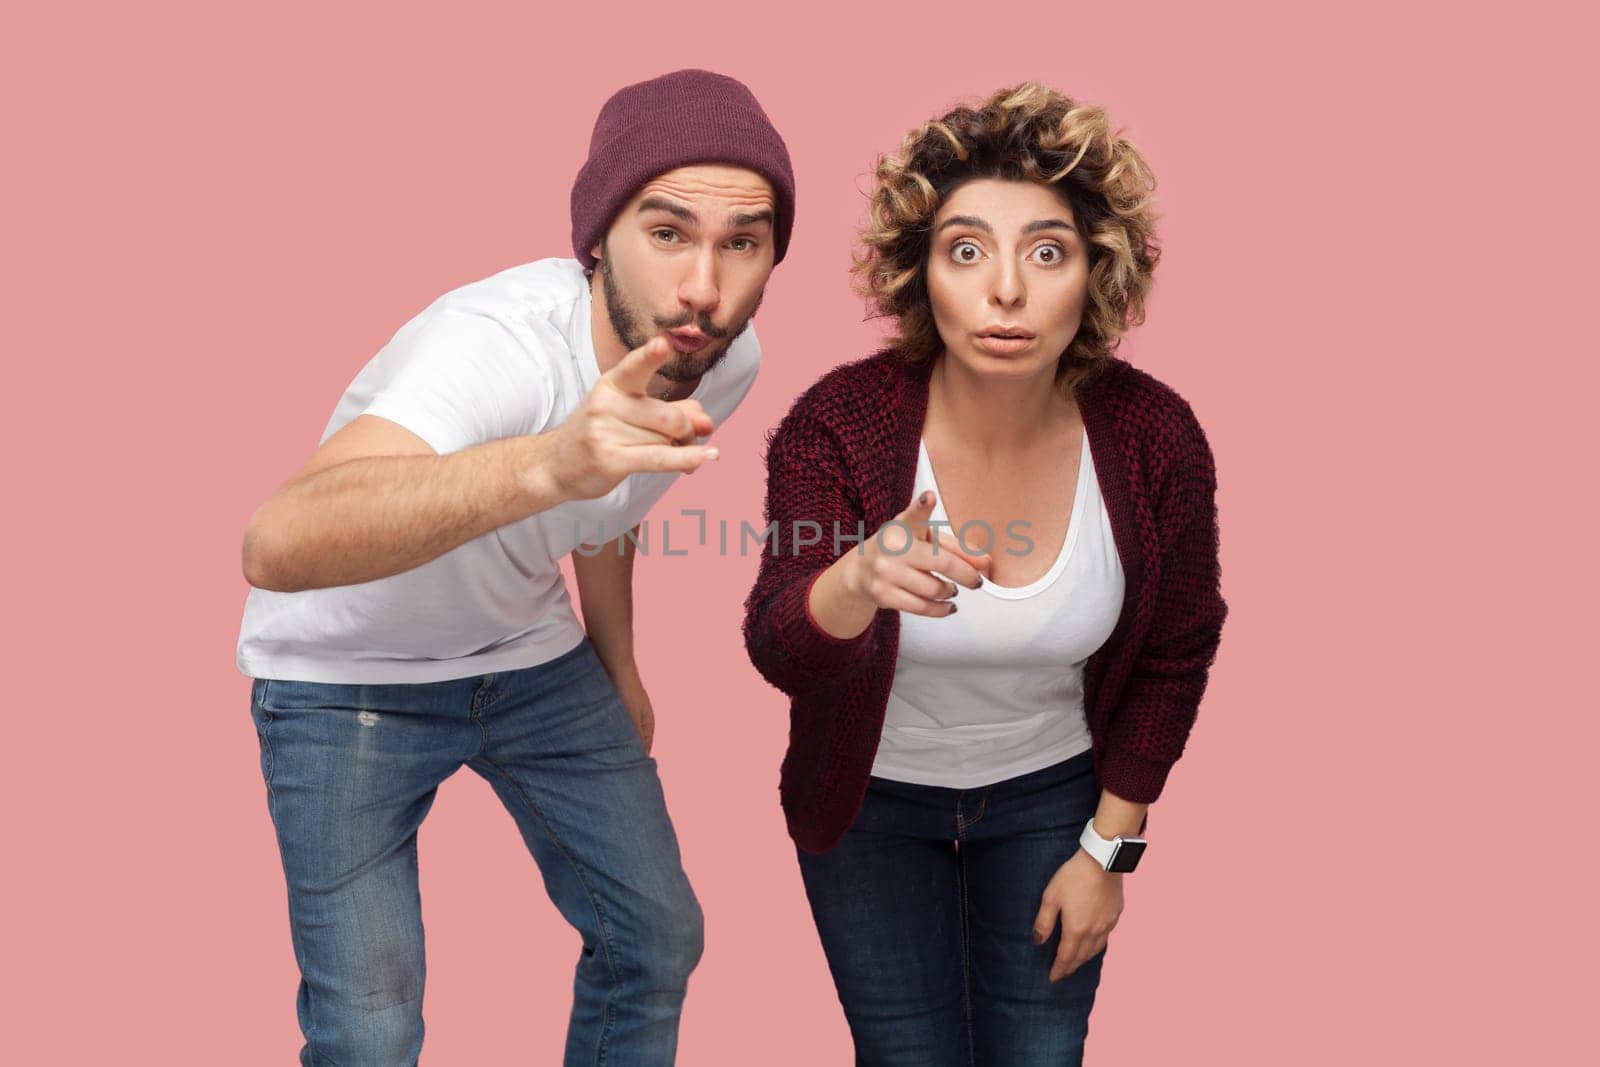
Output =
[{"x1": 742, "y1": 83, "x2": 1227, "y2": 1065}]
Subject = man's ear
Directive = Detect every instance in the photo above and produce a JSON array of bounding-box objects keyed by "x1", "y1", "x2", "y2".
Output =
[{"x1": 589, "y1": 241, "x2": 603, "y2": 263}]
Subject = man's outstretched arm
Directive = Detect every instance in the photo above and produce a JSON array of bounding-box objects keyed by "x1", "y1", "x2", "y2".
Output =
[
  {"x1": 242, "y1": 415, "x2": 567, "y2": 592},
  {"x1": 242, "y1": 336, "x2": 715, "y2": 593}
]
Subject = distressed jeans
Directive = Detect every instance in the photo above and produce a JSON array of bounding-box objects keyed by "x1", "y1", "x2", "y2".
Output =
[{"x1": 248, "y1": 637, "x2": 703, "y2": 1065}]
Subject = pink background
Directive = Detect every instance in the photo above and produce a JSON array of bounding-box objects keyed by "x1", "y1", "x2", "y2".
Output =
[{"x1": 7, "y1": 1, "x2": 1595, "y2": 1062}]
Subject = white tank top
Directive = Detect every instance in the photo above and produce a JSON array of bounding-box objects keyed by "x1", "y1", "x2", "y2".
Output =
[{"x1": 871, "y1": 427, "x2": 1127, "y2": 789}]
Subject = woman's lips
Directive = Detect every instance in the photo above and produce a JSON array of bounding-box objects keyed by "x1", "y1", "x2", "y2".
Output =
[{"x1": 973, "y1": 334, "x2": 1033, "y2": 355}]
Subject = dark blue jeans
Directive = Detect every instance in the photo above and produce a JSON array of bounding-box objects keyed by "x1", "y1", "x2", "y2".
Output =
[
  {"x1": 248, "y1": 637, "x2": 703, "y2": 1066},
  {"x1": 796, "y1": 750, "x2": 1107, "y2": 1066}
]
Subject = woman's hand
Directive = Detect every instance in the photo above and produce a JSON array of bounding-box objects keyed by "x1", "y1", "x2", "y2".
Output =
[
  {"x1": 1033, "y1": 846, "x2": 1125, "y2": 982},
  {"x1": 839, "y1": 490, "x2": 993, "y2": 616}
]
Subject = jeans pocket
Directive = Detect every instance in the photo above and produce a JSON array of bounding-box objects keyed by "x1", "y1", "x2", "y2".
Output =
[{"x1": 248, "y1": 680, "x2": 275, "y2": 791}]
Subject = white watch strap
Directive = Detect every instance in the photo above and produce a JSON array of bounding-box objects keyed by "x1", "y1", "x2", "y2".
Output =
[{"x1": 1078, "y1": 818, "x2": 1118, "y2": 869}]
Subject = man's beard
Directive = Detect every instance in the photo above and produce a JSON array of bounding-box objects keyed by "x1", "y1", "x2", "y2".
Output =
[{"x1": 598, "y1": 244, "x2": 764, "y2": 383}]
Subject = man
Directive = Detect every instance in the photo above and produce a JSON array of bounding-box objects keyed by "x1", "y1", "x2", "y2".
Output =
[{"x1": 236, "y1": 69, "x2": 794, "y2": 1065}]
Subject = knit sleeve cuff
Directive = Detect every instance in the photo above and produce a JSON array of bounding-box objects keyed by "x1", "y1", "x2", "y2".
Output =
[
  {"x1": 1096, "y1": 745, "x2": 1178, "y2": 807},
  {"x1": 772, "y1": 568, "x2": 878, "y2": 672}
]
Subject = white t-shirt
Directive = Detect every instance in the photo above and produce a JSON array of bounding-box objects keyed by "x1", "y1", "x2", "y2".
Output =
[
  {"x1": 870, "y1": 427, "x2": 1126, "y2": 789},
  {"x1": 236, "y1": 258, "x2": 761, "y2": 684}
]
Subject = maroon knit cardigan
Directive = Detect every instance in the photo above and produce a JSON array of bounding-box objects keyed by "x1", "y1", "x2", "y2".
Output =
[{"x1": 742, "y1": 349, "x2": 1228, "y2": 854}]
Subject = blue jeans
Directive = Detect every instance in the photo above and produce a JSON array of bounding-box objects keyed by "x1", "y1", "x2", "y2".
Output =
[
  {"x1": 796, "y1": 750, "x2": 1107, "y2": 1066},
  {"x1": 248, "y1": 638, "x2": 703, "y2": 1066}
]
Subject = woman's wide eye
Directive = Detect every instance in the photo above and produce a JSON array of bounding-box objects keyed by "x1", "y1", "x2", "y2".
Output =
[
  {"x1": 952, "y1": 240, "x2": 981, "y2": 263},
  {"x1": 1031, "y1": 243, "x2": 1063, "y2": 264}
]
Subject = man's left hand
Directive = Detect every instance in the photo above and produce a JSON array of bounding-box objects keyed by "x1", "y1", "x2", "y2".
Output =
[{"x1": 612, "y1": 670, "x2": 656, "y2": 755}]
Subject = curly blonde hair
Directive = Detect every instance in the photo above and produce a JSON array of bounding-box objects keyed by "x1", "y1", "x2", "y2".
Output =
[{"x1": 854, "y1": 83, "x2": 1161, "y2": 391}]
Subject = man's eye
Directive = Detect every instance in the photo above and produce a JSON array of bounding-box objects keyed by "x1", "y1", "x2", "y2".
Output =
[
  {"x1": 729, "y1": 238, "x2": 753, "y2": 251},
  {"x1": 654, "y1": 229, "x2": 679, "y2": 243}
]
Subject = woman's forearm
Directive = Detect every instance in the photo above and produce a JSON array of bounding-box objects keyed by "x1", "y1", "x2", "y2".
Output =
[
  {"x1": 806, "y1": 554, "x2": 877, "y2": 640},
  {"x1": 1093, "y1": 790, "x2": 1150, "y2": 839}
]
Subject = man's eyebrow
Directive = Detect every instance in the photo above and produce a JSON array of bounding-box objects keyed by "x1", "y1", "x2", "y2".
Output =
[
  {"x1": 730, "y1": 208, "x2": 774, "y2": 228},
  {"x1": 637, "y1": 196, "x2": 698, "y2": 224}
]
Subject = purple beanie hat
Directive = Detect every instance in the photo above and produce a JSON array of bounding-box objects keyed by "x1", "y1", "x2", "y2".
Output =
[{"x1": 571, "y1": 69, "x2": 796, "y2": 270}]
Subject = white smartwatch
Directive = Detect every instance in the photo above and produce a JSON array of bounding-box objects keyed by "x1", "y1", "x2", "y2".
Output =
[{"x1": 1078, "y1": 819, "x2": 1148, "y2": 873}]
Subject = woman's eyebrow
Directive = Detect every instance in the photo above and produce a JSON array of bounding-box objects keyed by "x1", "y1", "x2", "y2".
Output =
[
  {"x1": 936, "y1": 214, "x2": 991, "y2": 234},
  {"x1": 1023, "y1": 218, "x2": 1078, "y2": 235},
  {"x1": 934, "y1": 215, "x2": 1079, "y2": 236}
]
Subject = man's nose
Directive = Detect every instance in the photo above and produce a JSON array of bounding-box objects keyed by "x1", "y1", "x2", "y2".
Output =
[{"x1": 678, "y1": 247, "x2": 721, "y2": 317}]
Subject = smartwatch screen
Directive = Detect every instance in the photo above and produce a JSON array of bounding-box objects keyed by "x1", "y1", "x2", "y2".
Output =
[{"x1": 1108, "y1": 838, "x2": 1147, "y2": 873}]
